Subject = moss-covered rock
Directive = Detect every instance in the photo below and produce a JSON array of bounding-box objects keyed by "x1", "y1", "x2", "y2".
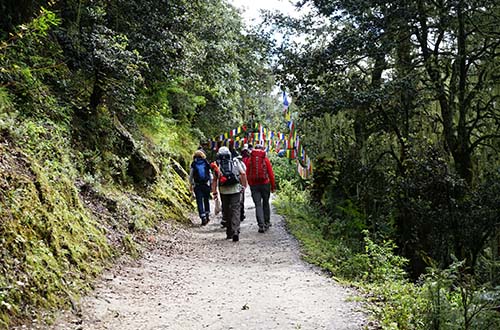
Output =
[
  {"x1": 113, "y1": 116, "x2": 159, "y2": 183},
  {"x1": 0, "y1": 114, "x2": 195, "y2": 327},
  {"x1": 0, "y1": 127, "x2": 110, "y2": 327}
]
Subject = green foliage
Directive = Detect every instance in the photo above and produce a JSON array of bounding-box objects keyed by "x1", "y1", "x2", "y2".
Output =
[
  {"x1": 333, "y1": 200, "x2": 366, "y2": 236},
  {"x1": 0, "y1": 0, "x2": 51, "y2": 36},
  {"x1": 63, "y1": 2, "x2": 146, "y2": 117},
  {"x1": 367, "y1": 279, "x2": 428, "y2": 330},
  {"x1": 0, "y1": 87, "x2": 13, "y2": 112},
  {"x1": 0, "y1": 8, "x2": 67, "y2": 119},
  {"x1": 186, "y1": 3, "x2": 276, "y2": 138},
  {"x1": 422, "y1": 258, "x2": 500, "y2": 330},
  {"x1": 309, "y1": 155, "x2": 338, "y2": 205},
  {"x1": 359, "y1": 232, "x2": 408, "y2": 283},
  {"x1": 0, "y1": 118, "x2": 111, "y2": 326},
  {"x1": 53, "y1": 0, "x2": 275, "y2": 140},
  {"x1": 0, "y1": 1, "x2": 216, "y2": 326},
  {"x1": 300, "y1": 112, "x2": 355, "y2": 160},
  {"x1": 394, "y1": 145, "x2": 500, "y2": 277},
  {"x1": 135, "y1": 83, "x2": 201, "y2": 165},
  {"x1": 273, "y1": 180, "x2": 343, "y2": 271},
  {"x1": 136, "y1": 79, "x2": 206, "y2": 126},
  {"x1": 270, "y1": 0, "x2": 500, "y2": 284},
  {"x1": 274, "y1": 181, "x2": 500, "y2": 329},
  {"x1": 274, "y1": 180, "x2": 361, "y2": 279},
  {"x1": 268, "y1": 153, "x2": 304, "y2": 190}
]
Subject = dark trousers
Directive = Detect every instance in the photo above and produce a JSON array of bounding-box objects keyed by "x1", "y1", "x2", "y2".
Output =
[
  {"x1": 240, "y1": 188, "x2": 246, "y2": 221},
  {"x1": 194, "y1": 184, "x2": 211, "y2": 220},
  {"x1": 250, "y1": 184, "x2": 271, "y2": 228},
  {"x1": 221, "y1": 192, "x2": 241, "y2": 236}
]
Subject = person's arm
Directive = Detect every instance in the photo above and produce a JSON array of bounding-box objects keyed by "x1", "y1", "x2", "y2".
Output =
[
  {"x1": 238, "y1": 160, "x2": 248, "y2": 188},
  {"x1": 189, "y1": 167, "x2": 194, "y2": 192},
  {"x1": 207, "y1": 161, "x2": 212, "y2": 186},
  {"x1": 210, "y1": 162, "x2": 219, "y2": 197},
  {"x1": 240, "y1": 172, "x2": 248, "y2": 189},
  {"x1": 211, "y1": 179, "x2": 218, "y2": 198},
  {"x1": 265, "y1": 158, "x2": 276, "y2": 192},
  {"x1": 239, "y1": 158, "x2": 247, "y2": 172}
]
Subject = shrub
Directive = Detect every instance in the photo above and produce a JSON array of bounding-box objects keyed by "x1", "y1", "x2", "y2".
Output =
[{"x1": 274, "y1": 182, "x2": 500, "y2": 329}]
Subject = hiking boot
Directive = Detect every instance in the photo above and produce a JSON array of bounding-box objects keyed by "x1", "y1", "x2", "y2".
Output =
[
  {"x1": 201, "y1": 217, "x2": 208, "y2": 226},
  {"x1": 232, "y1": 234, "x2": 239, "y2": 242},
  {"x1": 205, "y1": 215, "x2": 210, "y2": 224},
  {"x1": 258, "y1": 227, "x2": 265, "y2": 233}
]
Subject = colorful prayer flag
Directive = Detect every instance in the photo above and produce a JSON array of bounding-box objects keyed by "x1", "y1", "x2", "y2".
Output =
[{"x1": 283, "y1": 91, "x2": 289, "y2": 109}]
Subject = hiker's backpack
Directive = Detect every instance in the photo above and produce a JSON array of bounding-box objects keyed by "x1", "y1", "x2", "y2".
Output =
[
  {"x1": 192, "y1": 158, "x2": 210, "y2": 184},
  {"x1": 248, "y1": 151, "x2": 268, "y2": 184},
  {"x1": 216, "y1": 153, "x2": 240, "y2": 186}
]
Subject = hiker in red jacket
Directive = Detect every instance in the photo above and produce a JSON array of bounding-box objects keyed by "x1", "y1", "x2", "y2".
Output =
[{"x1": 245, "y1": 144, "x2": 276, "y2": 233}]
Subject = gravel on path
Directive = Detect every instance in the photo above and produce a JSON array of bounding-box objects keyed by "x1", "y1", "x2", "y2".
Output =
[{"x1": 37, "y1": 190, "x2": 368, "y2": 330}]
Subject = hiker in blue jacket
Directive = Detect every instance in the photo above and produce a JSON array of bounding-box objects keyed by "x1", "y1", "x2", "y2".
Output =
[{"x1": 189, "y1": 149, "x2": 212, "y2": 225}]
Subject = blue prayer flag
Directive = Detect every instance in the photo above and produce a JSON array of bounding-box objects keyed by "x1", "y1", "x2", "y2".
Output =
[{"x1": 283, "y1": 91, "x2": 289, "y2": 108}]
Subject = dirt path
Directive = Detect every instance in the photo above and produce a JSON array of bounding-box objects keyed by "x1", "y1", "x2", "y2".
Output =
[{"x1": 41, "y1": 191, "x2": 368, "y2": 330}]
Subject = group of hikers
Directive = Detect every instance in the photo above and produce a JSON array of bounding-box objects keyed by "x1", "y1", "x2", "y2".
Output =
[{"x1": 188, "y1": 144, "x2": 276, "y2": 242}]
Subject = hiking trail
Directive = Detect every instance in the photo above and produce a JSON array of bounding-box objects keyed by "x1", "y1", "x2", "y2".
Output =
[{"x1": 33, "y1": 190, "x2": 368, "y2": 329}]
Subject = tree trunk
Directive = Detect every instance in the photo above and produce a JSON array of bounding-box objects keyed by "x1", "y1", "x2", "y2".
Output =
[
  {"x1": 416, "y1": 0, "x2": 473, "y2": 184},
  {"x1": 454, "y1": 0, "x2": 473, "y2": 184},
  {"x1": 89, "y1": 70, "x2": 103, "y2": 113}
]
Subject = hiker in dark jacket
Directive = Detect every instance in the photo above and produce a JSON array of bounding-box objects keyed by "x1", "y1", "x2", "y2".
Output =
[
  {"x1": 189, "y1": 149, "x2": 212, "y2": 226},
  {"x1": 244, "y1": 144, "x2": 276, "y2": 233}
]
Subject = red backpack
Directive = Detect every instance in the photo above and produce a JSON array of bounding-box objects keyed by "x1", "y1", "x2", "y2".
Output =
[{"x1": 247, "y1": 150, "x2": 268, "y2": 183}]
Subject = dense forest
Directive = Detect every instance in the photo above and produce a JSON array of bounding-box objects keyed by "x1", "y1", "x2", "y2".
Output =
[
  {"x1": 270, "y1": 0, "x2": 500, "y2": 328},
  {"x1": 0, "y1": 0, "x2": 276, "y2": 327},
  {"x1": 1, "y1": 0, "x2": 499, "y2": 329}
]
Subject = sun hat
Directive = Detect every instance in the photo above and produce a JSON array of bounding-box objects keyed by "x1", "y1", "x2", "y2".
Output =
[{"x1": 217, "y1": 146, "x2": 231, "y2": 155}]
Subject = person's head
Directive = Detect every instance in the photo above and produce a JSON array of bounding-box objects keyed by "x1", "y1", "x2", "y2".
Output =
[
  {"x1": 193, "y1": 149, "x2": 206, "y2": 159},
  {"x1": 254, "y1": 144, "x2": 264, "y2": 150},
  {"x1": 241, "y1": 147, "x2": 250, "y2": 157},
  {"x1": 217, "y1": 146, "x2": 231, "y2": 158}
]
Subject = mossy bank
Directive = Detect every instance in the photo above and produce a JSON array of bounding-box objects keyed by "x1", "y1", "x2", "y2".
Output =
[{"x1": 0, "y1": 105, "x2": 197, "y2": 327}]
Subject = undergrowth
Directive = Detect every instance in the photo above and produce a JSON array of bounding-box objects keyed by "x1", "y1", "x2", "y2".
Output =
[
  {"x1": 0, "y1": 12, "x2": 196, "y2": 326},
  {"x1": 273, "y1": 181, "x2": 500, "y2": 330},
  {"x1": 0, "y1": 112, "x2": 195, "y2": 327},
  {"x1": 0, "y1": 3, "x2": 260, "y2": 328},
  {"x1": 0, "y1": 115, "x2": 111, "y2": 326}
]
